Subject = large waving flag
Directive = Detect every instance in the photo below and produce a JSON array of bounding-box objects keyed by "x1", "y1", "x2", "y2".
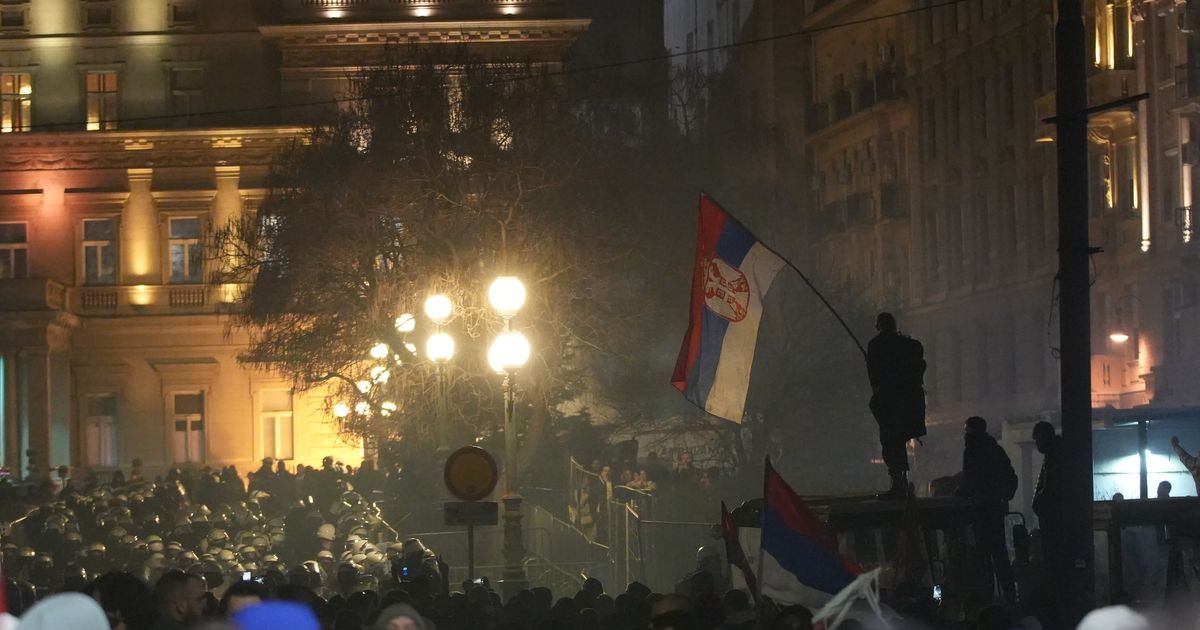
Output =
[
  {"x1": 671, "y1": 195, "x2": 791, "y2": 422},
  {"x1": 760, "y1": 460, "x2": 895, "y2": 629},
  {"x1": 759, "y1": 458, "x2": 861, "y2": 605}
]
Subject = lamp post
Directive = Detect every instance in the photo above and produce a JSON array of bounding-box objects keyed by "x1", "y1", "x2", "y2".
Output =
[
  {"x1": 425, "y1": 294, "x2": 455, "y2": 455},
  {"x1": 487, "y1": 276, "x2": 530, "y2": 597}
]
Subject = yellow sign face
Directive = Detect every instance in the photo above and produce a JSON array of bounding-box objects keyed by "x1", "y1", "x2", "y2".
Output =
[{"x1": 443, "y1": 446, "x2": 499, "y2": 502}]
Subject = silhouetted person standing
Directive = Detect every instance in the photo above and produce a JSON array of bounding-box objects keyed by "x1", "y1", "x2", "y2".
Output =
[
  {"x1": 957, "y1": 416, "x2": 1018, "y2": 605},
  {"x1": 1032, "y1": 421, "x2": 1065, "y2": 629},
  {"x1": 867, "y1": 312, "x2": 926, "y2": 500}
]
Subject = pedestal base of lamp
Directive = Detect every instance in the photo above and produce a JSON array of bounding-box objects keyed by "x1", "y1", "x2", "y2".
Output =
[{"x1": 500, "y1": 494, "x2": 528, "y2": 598}]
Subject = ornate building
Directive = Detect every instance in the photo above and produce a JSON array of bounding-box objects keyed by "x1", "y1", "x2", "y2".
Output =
[
  {"x1": 669, "y1": 0, "x2": 1200, "y2": 511},
  {"x1": 0, "y1": 0, "x2": 586, "y2": 479}
]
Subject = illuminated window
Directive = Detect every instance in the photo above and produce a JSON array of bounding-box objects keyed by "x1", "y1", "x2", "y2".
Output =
[
  {"x1": 171, "y1": 392, "x2": 205, "y2": 464},
  {"x1": 83, "y1": 394, "x2": 118, "y2": 468},
  {"x1": 86, "y1": 71, "x2": 119, "y2": 131},
  {"x1": 82, "y1": 218, "x2": 118, "y2": 285},
  {"x1": 168, "y1": 67, "x2": 205, "y2": 123},
  {"x1": 1, "y1": 73, "x2": 31, "y2": 133},
  {"x1": 168, "y1": 217, "x2": 203, "y2": 284},
  {"x1": 0, "y1": 222, "x2": 27, "y2": 279},
  {"x1": 259, "y1": 390, "x2": 294, "y2": 460}
]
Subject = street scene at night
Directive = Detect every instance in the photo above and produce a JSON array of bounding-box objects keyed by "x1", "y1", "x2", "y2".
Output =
[{"x1": 3, "y1": 0, "x2": 1200, "y2": 629}]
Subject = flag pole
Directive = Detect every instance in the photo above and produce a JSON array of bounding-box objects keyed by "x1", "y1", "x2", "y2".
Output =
[{"x1": 702, "y1": 193, "x2": 868, "y2": 361}]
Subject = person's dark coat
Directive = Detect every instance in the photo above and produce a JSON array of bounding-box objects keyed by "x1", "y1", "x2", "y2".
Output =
[
  {"x1": 867, "y1": 332, "x2": 927, "y2": 440},
  {"x1": 960, "y1": 432, "x2": 1016, "y2": 506}
]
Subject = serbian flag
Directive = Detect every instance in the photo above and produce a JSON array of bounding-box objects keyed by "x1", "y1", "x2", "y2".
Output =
[
  {"x1": 759, "y1": 458, "x2": 861, "y2": 607},
  {"x1": 721, "y1": 501, "x2": 758, "y2": 600},
  {"x1": 671, "y1": 195, "x2": 795, "y2": 423}
]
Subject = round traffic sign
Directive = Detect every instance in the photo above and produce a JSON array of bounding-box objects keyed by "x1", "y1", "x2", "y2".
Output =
[{"x1": 443, "y1": 446, "x2": 499, "y2": 502}]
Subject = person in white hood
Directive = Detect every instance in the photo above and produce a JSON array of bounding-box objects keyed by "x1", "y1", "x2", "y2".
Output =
[{"x1": 16, "y1": 593, "x2": 108, "y2": 630}]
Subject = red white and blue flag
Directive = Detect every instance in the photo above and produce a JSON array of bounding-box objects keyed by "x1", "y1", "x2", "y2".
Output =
[
  {"x1": 759, "y1": 458, "x2": 862, "y2": 606},
  {"x1": 671, "y1": 195, "x2": 794, "y2": 423}
]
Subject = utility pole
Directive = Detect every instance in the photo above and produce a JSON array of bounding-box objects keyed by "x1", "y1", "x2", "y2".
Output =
[{"x1": 1054, "y1": 0, "x2": 1095, "y2": 625}]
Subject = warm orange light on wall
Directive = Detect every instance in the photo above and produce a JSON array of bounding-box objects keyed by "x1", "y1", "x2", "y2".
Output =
[{"x1": 129, "y1": 284, "x2": 153, "y2": 306}]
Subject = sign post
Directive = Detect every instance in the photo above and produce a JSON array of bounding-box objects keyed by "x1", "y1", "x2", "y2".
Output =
[{"x1": 443, "y1": 446, "x2": 500, "y2": 581}]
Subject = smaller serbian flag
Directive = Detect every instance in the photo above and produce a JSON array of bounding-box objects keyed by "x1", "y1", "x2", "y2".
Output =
[
  {"x1": 759, "y1": 458, "x2": 861, "y2": 607},
  {"x1": 721, "y1": 501, "x2": 758, "y2": 600},
  {"x1": 671, "y1": 195, "x2": 794, "y2": 423}
]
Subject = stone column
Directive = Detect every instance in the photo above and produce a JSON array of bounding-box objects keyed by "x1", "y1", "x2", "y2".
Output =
[{"x1": 122, "y1": 168, "x2": 159, "y2": 284}]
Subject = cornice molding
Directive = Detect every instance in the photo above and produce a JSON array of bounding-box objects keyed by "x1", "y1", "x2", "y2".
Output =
[
  {"x1": 260, "y1": 18, "x2": 589, "y2": 51},
  {"x1": 0, "y1": 126, "x2": 306, "y2": 172}
]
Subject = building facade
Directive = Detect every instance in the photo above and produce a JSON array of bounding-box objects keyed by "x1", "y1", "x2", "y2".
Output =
[
  {"x1": 0, "y1": 0, "x2": 586, "y2": 480},
  {"x1": 669, "y1": 0, "x2": 1200, "y2": 515}
]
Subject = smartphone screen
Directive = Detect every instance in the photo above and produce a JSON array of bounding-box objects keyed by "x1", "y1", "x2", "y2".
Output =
[{"x1": 242, "y1": 571, "x2": 252, "y2": 582}]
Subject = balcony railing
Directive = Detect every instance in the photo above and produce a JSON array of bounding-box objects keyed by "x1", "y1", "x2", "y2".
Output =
[
  {"x1": 809, "y1": 68, "x2": 904, "y2": 136},
  {"x1": 169, "y1": 286, "x2": 208, "y2": 307},
  {"x1": 71, "y1": 284, "x2": 231, "y2": 315},
  {"x1": 79, "y1": 288, "x2": 118, "y2": 310}
]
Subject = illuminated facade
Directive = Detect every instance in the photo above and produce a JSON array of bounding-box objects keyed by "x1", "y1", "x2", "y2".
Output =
[{"x1": 0, "y1": 0, "x2": 586, "y2": 479}]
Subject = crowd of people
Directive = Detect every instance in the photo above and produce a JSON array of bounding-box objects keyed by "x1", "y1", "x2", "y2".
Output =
[{"x1": 0, "y1": 454, "x2": 853, "y2": 630}]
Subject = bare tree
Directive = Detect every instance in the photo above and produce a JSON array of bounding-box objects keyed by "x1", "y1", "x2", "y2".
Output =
[{"x1": 212, "y1": 51, "x2": 669, "y2": 482}]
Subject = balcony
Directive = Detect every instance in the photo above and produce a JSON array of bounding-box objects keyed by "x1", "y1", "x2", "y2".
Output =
[
  {"x1": 809, "y1": 68, "x2": 905, "y2": 138},
  {"x1": 72, "y1": 284, "x2": 235, "y2": 316},
  {"x1": 0, "y1": 278, "x2": 68, "y2": 312}
]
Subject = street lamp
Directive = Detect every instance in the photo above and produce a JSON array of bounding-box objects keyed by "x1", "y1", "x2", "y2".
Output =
[
  {"x1": 427, "y1": 330, "x2": 455, "y2": 454},
  {"x1": 424, "y1": 294, "x2": 453, "y2": 325},
  {"x1": 488, "y1": 275, "x2": 529, "y2": 597},
  {"x1": 488, "y1": 276, "x2": 526, "y2": 320}
]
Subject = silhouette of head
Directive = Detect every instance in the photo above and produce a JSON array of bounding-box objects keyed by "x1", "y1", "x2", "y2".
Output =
[
  {"x1": 1158, "y1": 480, "x2": 1172, "y2": 498},
  {"x1": 1032, "y1": 421, "x2": 1057, "y2": 454},
  {"x1": 965, "y1": 416, "x2": 987, "y2": 435},
  {"x1": 876, "y1": 312, "x2": 897, "y2": 334}
]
